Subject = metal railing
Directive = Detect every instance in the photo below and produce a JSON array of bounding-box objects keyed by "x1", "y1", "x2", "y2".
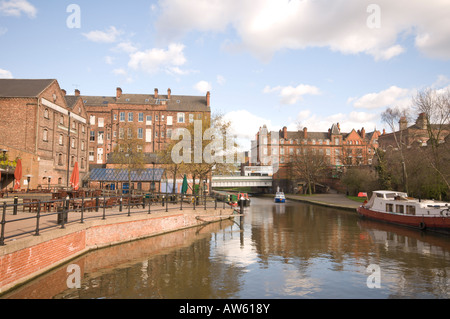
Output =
[{"x1": 0, "y1": 193, "x2": 234, "y2": 246}]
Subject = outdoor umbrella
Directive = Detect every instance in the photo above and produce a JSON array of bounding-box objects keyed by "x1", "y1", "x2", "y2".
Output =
[
  {"x1": 181, "y1": 174, "x2": 188, "y2": 194},
  {"x1": 70, "y1": 162, "x2": 79, "y2": 190},
  {"x1": 13, "y1": 158, "x2": 22, "y2": 190}
]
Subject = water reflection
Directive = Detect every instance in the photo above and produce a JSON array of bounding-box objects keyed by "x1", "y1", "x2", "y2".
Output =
[{"x1": 3, "y1": 197, "x2": 450, "y2": 299}]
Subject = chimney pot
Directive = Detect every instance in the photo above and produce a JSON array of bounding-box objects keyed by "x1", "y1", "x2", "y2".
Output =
[{"x1": 75, "y1": 89, "x2": 80, "y2": 96}]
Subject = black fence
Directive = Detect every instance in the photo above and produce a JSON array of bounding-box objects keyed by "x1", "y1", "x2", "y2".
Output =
[{"x1": 0, "y1": 192, "x2": 235, "y2": 246}]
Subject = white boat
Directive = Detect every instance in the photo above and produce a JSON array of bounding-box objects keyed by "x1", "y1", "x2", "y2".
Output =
[
  {"x1": 357, "y1": 190, "x2": 450, "y2": 234},
  {"x1": 274, "y1": 192, "x2": 286, "y2": 203}
]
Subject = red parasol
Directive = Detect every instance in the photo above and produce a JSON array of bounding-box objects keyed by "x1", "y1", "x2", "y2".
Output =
[
  {"x1": 13, "y1": 158, "x2": 22, "y2": 190},
  {"x1": 70, "y1": 162, "x2": 79, "y2": 190}
]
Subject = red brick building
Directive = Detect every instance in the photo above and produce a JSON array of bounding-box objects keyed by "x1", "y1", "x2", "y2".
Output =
[
  {"x1": 252, "y1": 123, "x2": 381, "y2": 191},
  {"x1": 72, "y1": 87, "x2": 211, "y2": 166},
  {"x1": 0, "y1": 79, "x2": 89, "y2": 190}
]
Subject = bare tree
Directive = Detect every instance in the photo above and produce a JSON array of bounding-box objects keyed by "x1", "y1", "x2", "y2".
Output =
[
  {"x1": 289, "y1": 146, "x2": 328, "y2": 195},
  {"x1": 381, "y1": 107, "x2": 411, "y2": 193},
  {"x1": 110, "y1": 123, "x2": 146, "y2": 193},
  {"x1": 412, "y1": 88, "x2": 450, "y2": 195}
]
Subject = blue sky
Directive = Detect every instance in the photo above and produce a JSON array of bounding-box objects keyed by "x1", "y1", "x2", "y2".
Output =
[{"x1": 1, "y1": 0, "x2": 449, "y2": 150}]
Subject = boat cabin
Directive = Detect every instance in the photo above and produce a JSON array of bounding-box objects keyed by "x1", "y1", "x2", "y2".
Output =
[{"x1": 366, "y1": 191, "x2": 449, "y2": 217}]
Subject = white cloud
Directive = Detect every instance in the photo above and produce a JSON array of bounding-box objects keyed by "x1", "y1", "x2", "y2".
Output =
[
  {"x1": 128, "y1": 43, "x2": 187, "y2": 75},
  {"x1": 216, "y1": 75, "x2": 226, "y2": 85},
  {"x1": 83, "y1": 26, "x2": 123, "y2": 43},
  {"x1": 115, "y1": 41, "x2": 138, "y2": 53},
  {"x1": 0, "y1": 0, "x2": 36, "y2": 18},
  {"x1": 263, "y1": 84, "x2": 320, "y2": 105},
  {"x1": 0, "y1": 27, "x2": 7, "y2": 36},
  {"x1": 0, "y1": 68, "x2": 13, "y2": 78},
  {"x1": 112, "y1": 68, "x2": 133, "y2": 83},
  {"x1": 352, "y1": 86, "x2": 413, "y2": 110},
  {"x1": 105, "y1": 56, "x2": 115, "y2": 65},
  {"x1": 194, "y1": 80, "x2": 212, "y2": 93},
  {"x1": 155, "y1": 0, "x2": 450, "y2": 61}
]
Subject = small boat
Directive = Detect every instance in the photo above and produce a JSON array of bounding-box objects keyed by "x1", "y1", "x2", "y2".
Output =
[
  {"x1": 238, "y1": 193, "x2": 251, "y2": 206},
  {"x1": 357, "y1": 190, "x2": 450, "y2": 234},
  {"x1": 274, "y1": 192, "x2": 286, "y2": 203}
]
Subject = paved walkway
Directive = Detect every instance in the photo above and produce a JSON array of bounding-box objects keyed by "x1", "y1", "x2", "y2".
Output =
[{"x1": 285, "y1": 193, "x2": 362, "y2": 211}]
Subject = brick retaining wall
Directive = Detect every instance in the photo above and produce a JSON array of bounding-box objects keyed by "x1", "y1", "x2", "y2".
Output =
[{"x1": 0, "y1": 209, "x2": 233, "y2": 294}]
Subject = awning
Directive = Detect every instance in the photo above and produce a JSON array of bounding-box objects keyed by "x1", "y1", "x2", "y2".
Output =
[{"x1": 88, "y1": 168, "x2": 165, "y2": 182}]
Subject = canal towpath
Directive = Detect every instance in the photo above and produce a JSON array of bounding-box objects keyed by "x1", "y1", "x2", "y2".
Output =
[{"x1": 283, "y1": 193, "x2": 362, "y2": 212}]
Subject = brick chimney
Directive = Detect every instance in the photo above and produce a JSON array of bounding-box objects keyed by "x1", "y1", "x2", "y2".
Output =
[
  {"x1": 167, "y1": 88, "x2": 171, "y2": 99},
  {"x1": 75, "y1": 89, "x2": 80, "y2": 96},
  {"x1": 383, "y1": 128, "x2": 386, "y2": 135},
  {"x1": 303, "y1": 127, "x2": 308, "y2": 139},
  {"x1": 399, "y1": 117, "x2": 408, "y2": 130},
  {"x1": 283, "y1": 126, "x2": 287, "y2": 139},
  {"x1": 206, "y1": 91, "x2": 210, "y2": 107},
  {"x1": 415, "y1": 113, "x2": 427, "y2": 130},
  {"x1": 116, "y1": 87, "x2": 122, "y2": 99},
  {"x1": 61, "y1": 89, "x2": 66, "y2": 96},
  {"x1": 154, "y1": 88, "x2": 158, "y2": 99},
  {"x1": 361, "y1": 127, "x2": 366, "y2": 139}
]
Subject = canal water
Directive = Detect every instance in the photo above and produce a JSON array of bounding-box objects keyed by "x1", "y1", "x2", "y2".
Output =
[{"x1": 4, "y1": 197, "x2": 450, "y2": 299}]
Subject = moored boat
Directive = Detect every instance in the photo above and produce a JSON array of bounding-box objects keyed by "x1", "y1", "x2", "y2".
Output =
[
  {"x1": 274, "y1": 192, "x2": 286, "y2": 203},
  {"x1": 357, "y1": 190, "x2": 450, "y2": 234}
]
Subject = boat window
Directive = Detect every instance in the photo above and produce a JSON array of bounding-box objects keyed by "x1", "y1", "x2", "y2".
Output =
[
  {"x1": 376, "y1": 193, "x2": 384, "y2": 198},
  {"x1": 395, "y1": 205, "x2": 404, "y2": 214},
  {"x1": 406, "y1": 205, "x2": 416, "y2": 215},
  {"x1": 386, "y1": 204, "x2": 393, "y2": 212},
  {"x1": 385, "y1": 193, "x2": 396, "y2": 199}
]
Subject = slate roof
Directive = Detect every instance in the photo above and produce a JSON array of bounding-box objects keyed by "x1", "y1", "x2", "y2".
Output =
[
  {"x1": 88, "y1": 168, "x2": 165, "y2": 182},
  {"x1": 0, "y1": 79, "x2": 55, "y2": 97},
  {"x1": 80, "y1": 93, "x2": 209, "y2": 112}
]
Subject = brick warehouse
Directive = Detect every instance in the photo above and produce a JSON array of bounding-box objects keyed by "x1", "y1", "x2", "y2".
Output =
[
  {"x1": 76, "y1": 87, "x2": 211, "y2": 166},
  {"x1": 0, "y1": 79, "x2": 89, "y2": 191},
  {"x1": 251, "y1": 123, "x2": 381, "y2": 193}
]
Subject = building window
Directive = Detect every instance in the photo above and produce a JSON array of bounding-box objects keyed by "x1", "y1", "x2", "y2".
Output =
[
  {"x1": 119, "y1": 128, "x2": 124, "y2": 139},
  {"x1": 335, "y1": 138, "x2": 339, "y2": 145},
  {"x1": 161, "y1": 115, "x2": 165, "y2": 122},
  {"x1": 128, "y1": 112, "x2": 133, "y2": 122},
  {"x1": 189, "y1": 114, "x2": 194, "y2": 123},
  {"x1": 89, "y1": 115, "x2": 95, "y2": 125},
  {"x1": 120, "y1": 112, "x2": 125, "y2": 122},
  {"x1": 82, "y1": 125, "x2": 85, "y2": 133},
  {"x1": 98, "y1": 131, "x2": 104, "y2": 145},
  {"x1": 167, "y1": 116, "x2": 173, "y2": 126},
  {"x1": 167, "y1": 129, "x2": 172, "y2": 138},
  {"x1": 127, "y1": 128, "x2": 132, "y2": 139},
  {"x1": 81, "y1": 158, "x2": 85, "y2": 169},
  {"x1": 146, "y1": 115, "x2": 152, "y2": 125},
  {"x1": 58, "y1": 153, "x2": 63, "y2": 166},
  {"x1": 59, "y1": 134, "x2": 64, "y2": 145},
  {"x1": 43, "y1": 129, "x2": 48, "y2": 142},
  {"x1": 155, "y1": 115, "x2": 159, "y2": 121},
  {"x1": 44, "y1": 108, "x2": 49, "y2": 119},
  {"x1": 71, "y1": 155, "x2": 75, "y2": 167},
  {"x1": 89, "y1": 151, "x2": 94, "y2": 162},
  {"x1": 90, "y1": 131, "x2": 95, "y2": 142},
  {"x1": 114, "y1": 114, "x2": 117, "y2": 121},
  {"x1": 60, "y1": 115, "x2": 64, "y2": 125},
  {"x1": 138, "y1": 128, "x2": 143, "y2": 139},
  {"x1": 98, "y1": 118, "x2": 104, "y2": 128},
  {"x1": 71, "y1": 138, "x2": 76, "y2": 149},
  {"x1": 177, "y1": 113, "x2": 185, "y2": 123},
  {"x1": 138, "y1": 113, "x2": 144, "y2": 122},
  {"x1": 81, "y1": 141, "x2": 85, "y2": 151}
]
